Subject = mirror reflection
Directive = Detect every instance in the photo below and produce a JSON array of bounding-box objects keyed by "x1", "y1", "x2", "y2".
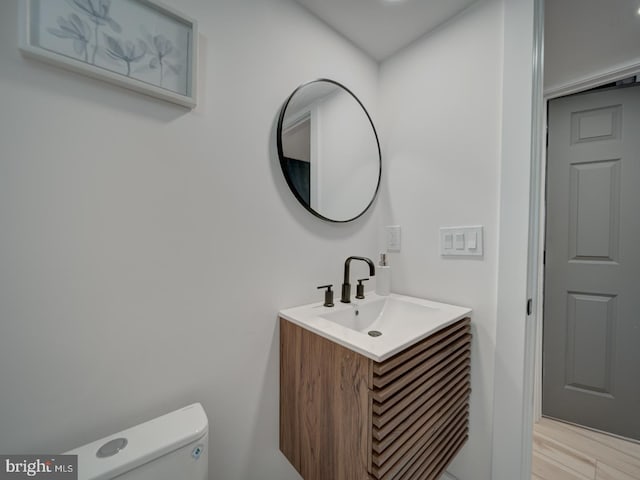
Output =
[{"x1": 277, "y1": 79, "x2": 381, "y2": 222}]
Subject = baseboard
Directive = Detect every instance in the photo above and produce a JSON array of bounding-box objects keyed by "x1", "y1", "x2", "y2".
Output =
[{"x1": 440, "y1": 472, "x2": 458, "y2": 480}]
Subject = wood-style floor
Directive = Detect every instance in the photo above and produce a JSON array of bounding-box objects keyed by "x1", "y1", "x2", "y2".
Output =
[{"x1": 532, "y1": 417, "x2": 640, "y2": 480}]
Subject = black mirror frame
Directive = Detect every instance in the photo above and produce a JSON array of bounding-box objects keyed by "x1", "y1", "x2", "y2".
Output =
[{"x1": 276, "y1": 78, "x2": 382, "y2": 223}]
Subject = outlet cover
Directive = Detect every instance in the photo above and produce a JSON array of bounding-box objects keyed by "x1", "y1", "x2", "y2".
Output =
[{"x1": 386, "y1": 225, "x2": 401, "y2": 252}]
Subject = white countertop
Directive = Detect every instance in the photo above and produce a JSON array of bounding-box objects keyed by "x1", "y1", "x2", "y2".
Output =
[{"x1": 279, "y1": 292, "x2": 472, "y2": 362}]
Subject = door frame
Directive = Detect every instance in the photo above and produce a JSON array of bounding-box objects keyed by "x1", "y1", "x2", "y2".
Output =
[
  {"x1": 532, "y1": 60, "x2": 640, "y2": 423},
  {"x1": 491, "y1": 1, "x2": 544, "y2": 479}
]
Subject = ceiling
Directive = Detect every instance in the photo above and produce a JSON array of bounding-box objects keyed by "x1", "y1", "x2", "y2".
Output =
[{"x1": 292, "y1": 0, "x2": 479, "y2": 61}]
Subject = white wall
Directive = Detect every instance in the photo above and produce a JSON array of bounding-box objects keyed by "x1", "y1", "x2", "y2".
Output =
[
  {"x1": 0, "y1": 1, "x2": 381, "y2": 478},
  {"x1": 545, "y1": 0, "x2": 640, "y2": 91},
  {"x1": 378, "y1": 1, "x2": 503, "y2": 478},
  {"x1": 0, "y1": 1, "x2": 545, "y2": 479}
]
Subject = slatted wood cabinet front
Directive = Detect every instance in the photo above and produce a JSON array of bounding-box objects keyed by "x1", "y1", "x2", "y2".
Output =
[{"x1": 280, "y1": 316, "x2": 471, "y2": 480}]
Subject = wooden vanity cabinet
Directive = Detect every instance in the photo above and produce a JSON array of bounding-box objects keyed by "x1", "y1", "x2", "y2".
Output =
[{"x1": 280, "y1": 317, "x2": 471, "y2": 480}]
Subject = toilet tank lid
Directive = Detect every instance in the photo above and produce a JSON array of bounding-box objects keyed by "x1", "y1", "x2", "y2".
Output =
[{"x1": 65, "y1": 403, "x2": 208, "y2": 480}]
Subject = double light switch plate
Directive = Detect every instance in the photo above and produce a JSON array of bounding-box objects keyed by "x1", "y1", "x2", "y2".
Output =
[{"x1": 440, "y1": 226, "x2": 483, "y2": 257}]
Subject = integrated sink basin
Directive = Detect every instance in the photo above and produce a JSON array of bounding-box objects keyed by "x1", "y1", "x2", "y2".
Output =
[
  {"x1": 318, "y1": 296, "x2": 440, "y2": 334},
  {"x1": 279, "y1": 293, "x2": 471, "y2": 361}
]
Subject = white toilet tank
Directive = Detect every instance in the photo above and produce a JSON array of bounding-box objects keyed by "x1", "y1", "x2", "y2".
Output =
[{"x1": 65, "y1": 403, "x2": 208, "y2": 480}]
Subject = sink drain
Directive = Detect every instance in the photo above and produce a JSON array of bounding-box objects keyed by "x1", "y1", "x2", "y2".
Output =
[{"x1": 368, "y1": 330, "x2": 382, "y2": 337}]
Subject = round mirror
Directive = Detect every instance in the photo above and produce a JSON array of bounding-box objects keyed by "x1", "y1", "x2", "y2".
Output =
[{"x1": 277, "y1": 79, "x2": 381, "y2": 223}]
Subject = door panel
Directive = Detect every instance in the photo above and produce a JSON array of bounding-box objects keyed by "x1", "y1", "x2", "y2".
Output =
[
  {"x1": 543, "y1": 85, "x2": 640, "y2": 440},
  {"x1": 569, "y1": 159, "x2": 621, "y2": 261},
  {"x1": 565, "y1": 292, "x2": 616, "y2": 395}
]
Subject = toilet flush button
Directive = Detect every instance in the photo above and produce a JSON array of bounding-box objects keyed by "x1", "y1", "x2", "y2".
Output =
[
  {"x1": 192, "y1": 444, "x2": 204, "y2": 459},
  {"x1": 96, "y1": 438, "x2": 128, "y2": 458}
]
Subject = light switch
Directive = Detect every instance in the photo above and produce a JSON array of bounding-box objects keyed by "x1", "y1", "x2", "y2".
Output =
[
  {"x1": 468, "y1": 232, "x2": 477, "y2": 249},
  {"x1": 444, "y1": 233, "x2": 453, "y2": 249},
  {"x1": 440, "y1": 226, "x2": 484, "y2": 257}
]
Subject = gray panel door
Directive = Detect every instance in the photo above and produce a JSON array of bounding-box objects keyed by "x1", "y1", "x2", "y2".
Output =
[{"x1": 543, "y1": 85, "x2": 640, "y2": 440}]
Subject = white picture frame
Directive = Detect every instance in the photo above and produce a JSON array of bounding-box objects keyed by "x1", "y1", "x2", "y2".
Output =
[{"x1": 19, "y1": 0, "x2": 198, "y2": 108}]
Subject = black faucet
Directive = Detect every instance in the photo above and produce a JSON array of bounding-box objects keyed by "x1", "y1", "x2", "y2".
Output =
[{"x1": 341, "y1": 256, "x2": 375, "y2": 303}]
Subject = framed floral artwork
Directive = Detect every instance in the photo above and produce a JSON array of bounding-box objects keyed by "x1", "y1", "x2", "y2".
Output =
[{"x1": 20, "y1": 0, "x2": 197, "y2": 108}]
